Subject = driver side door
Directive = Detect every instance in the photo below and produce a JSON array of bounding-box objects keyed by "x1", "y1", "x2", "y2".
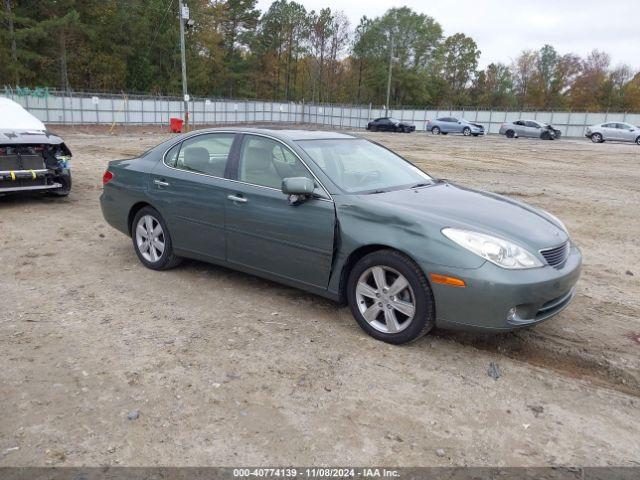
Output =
[{"x1": 224, "y1": 134, "x2": 336, "y2": 289}]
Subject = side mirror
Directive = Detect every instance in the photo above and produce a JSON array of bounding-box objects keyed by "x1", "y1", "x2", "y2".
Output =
[
  {"x1": 282, "y1": 177, "x2": 315, "y2": 205},
  {"x1": 282, "y1": 177, "x2": 315, "y2": 195}
]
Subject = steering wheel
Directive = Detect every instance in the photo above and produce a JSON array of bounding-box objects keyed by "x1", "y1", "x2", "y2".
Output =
[{"x1": 355, "y1": 171, "x2": 381, "y2": 187}]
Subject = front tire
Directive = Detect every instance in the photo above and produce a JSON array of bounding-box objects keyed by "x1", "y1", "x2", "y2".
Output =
[
  {"x1": 635, "y1": 136, "x2": 640, "y2": 145},
  {"x1": 49, "y1": 171, "x2": 72, "y2": 197},
  {"x1": 462, "y1": 127, "x2": 471, "y2": 136},
  {"x1": 347, "y1": 250, "x2": 435, "y2": 345},
  {"x1": 505, "y1": 130, "x2": 515, "y2": 139},
  {"x1": 590, "y1": 133, "x2": 603, "y2": 143},
  {"x1": 132, "y1": 206, "x2": 182, "y2": 270},
  {"x1": 431, "y1": 126, "x2": 441, "y2": 135}
]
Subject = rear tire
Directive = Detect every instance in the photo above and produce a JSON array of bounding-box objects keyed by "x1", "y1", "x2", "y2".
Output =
[
  {"x1": 370, "y1": 126, "x2": 378, "y2": 132},
  {"x1": 347, "y1": 250, "x2": 435, "y2": 345},
  {"x1": 505, "y1": 130, "x2": 515, "y2": 139},
  {"x1": 590, "y1": 133, "x2": 603, "y2": 143},
  {"x1": 431, "y1": 126, "x2": 441, "y2": 135},
  {"x1": 132, "y1": 206, "x2": 182, "y2": 271}
]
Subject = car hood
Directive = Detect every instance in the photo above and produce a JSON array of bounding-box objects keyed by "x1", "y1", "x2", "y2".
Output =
[
  {"x1": 347, "y1": 182, "x2": 568, "y2": 251},
  {"x1": 0, "y1": 129, "x2": 71, "y2": 155}
]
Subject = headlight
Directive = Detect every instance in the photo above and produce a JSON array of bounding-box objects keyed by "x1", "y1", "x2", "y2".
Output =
[
  {"x1": 542, "y1": 210, "x2": 568, "y2": 235},
  {"x1": 442, "y1": 228, "x2": 543, "y2": 269}
]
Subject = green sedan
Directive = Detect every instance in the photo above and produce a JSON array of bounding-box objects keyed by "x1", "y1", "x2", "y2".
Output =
[{"x1": 100, "y1": 128, "x2": 581, "y2": 344}]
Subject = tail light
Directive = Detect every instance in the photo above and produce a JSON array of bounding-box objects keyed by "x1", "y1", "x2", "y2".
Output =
[{"x1": 102, "y1": 170, "x2": 114, "y2": 185}]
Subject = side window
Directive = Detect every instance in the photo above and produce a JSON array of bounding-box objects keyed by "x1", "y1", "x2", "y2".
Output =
[
  {"x1": 514, "y1": 120, "x2": 524, "y2": 126},
  {"x1": 175, "y1": 133, "x2": 235, "y2": 177},
  {"x1": 617, "y1": 123, "x2": 631, "y2": 129},
  {"x1": 525, "y1": 121, "x2": 538, "y2": 128},
  {"x1": 238, "y1": 136, "x2": 313, "y2": 190},
  {"x1": 602, "y1": 123, "x2": 615, "y2": 128},
  {"x1": 164, "y1": 143, "x2": 181, "y2": 167}
]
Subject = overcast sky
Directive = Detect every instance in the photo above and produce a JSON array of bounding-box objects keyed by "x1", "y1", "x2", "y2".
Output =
[{"x1": 255, "y1": 0, "x2": 640, "y2": 71}]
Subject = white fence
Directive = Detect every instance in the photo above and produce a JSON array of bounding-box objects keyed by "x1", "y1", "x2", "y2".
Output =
[{"x1": 5, "y1": 90, "x2": 640, "y2": 138}]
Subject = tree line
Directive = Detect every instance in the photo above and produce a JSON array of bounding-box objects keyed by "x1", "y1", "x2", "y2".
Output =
[{"x1": 2, "y1": 0, "x2": 640, "y2": 111}]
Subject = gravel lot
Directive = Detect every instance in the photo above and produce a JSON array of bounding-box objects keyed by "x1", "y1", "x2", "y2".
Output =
[{"x1": 1, "y1": 126, "x2": 639, "y2": 466}]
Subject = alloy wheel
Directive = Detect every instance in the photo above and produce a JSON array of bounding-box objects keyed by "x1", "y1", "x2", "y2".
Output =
[
  {"x1": 463, "y1": 127, "x2": 471, "y2": 136},
  {"x1": 135, "y1": 214, "x2": 165, "y2": 263},
  {"x1": 355, "y1": 266, "x2": 416, "y2": 334},
  {"x1": 592, "y1": 133, "x2": 602, "y2": 143},
  {"x1": 432, "y1": 127, "x2": 440, "y2": 135}
]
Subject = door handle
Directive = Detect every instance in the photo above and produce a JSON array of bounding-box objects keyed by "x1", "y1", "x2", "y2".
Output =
[
  {"x1": 154, "y1": 179, "x2": 170, "y2": 187},
  {"x1": 227, "y1": 194, "x2": 248, "y2": 204}
]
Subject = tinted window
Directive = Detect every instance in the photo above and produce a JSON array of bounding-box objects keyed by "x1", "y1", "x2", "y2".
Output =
[
  {"x1": 525, "y1": 121, "x2": 539, "y2": 128},
  {"x1": 175, "y1": 133, "x2": 234, "y2": 177},
  {"x1": 238, "y1": 135, "x2": 312, "y2": 189},
  {"x1": 602, "y1": 123, "x2": 616, "y2": 128},
  {"x1": 514, "y1": 120, "x2": 525, "y2": 126},
  {"x1": 617, "y1": 123, "x2": 632, "y2": 129}
]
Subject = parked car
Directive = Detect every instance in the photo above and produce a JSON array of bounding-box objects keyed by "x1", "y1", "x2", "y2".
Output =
[
  {"x1": 499, "y1": 120, "x2": 562, "y2": 140},
  {"x1": 427, "y1": 117, "x2": 485, "y2": 136},
  {"x1": 366, "y1": 117, "x2": 415, "y2": 133},
  {"x1": 101, "y1": 128, "x2": 581, "y2": 345},
  {"x1": 0, "y1": 97, "x2": 72, "y2": 196},
  {"x1": 585, "y1": 122, "x2": 640, "y2": 144}
]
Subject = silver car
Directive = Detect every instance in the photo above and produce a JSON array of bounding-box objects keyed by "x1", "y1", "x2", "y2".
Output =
[
  {"x1": 426, "y1": 117, "x2": 485, "y2": 136},
  {"x1": 499, "y1": 120, "x2": 561, "y2": 140},
  {"x1": 586, "y1": 122, "x2": 640, "y2": 145}
]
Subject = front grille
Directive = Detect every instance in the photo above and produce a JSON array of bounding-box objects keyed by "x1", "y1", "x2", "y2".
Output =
[{"x1": 540, "y1": 242, "x2": 570, "y2": 267}]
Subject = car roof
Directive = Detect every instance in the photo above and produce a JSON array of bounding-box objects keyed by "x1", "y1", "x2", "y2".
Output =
[{"x1": 183, "y1": 127, "x2": 357, "y2": 142}]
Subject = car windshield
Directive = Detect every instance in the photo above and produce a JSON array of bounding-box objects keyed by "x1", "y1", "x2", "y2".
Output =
[{"x1": 296, "y1": 138, "x2": 433, "y2": 194}]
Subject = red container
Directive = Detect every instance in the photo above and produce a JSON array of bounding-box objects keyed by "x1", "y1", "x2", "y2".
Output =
[{"x1": 170, "y1": 117, "x2": 184, "y2": 133}]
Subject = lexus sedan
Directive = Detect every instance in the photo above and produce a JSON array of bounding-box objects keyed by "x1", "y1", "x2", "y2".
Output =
[
  {"x1": 585, "y1": 122, "x2": 640, "y2": 144},
  {"x1": 366, "y1": 117, "x2": 415, "y2": 133},
  {"x1": 499, "y1": 120, "x2": 562, "y2": 140},
  {"x1": 100, "y1": 128, "x2": 581, "y2": 344},
  {"x1": 427, "y1": 117, "x2": 485, "y2": 136}
]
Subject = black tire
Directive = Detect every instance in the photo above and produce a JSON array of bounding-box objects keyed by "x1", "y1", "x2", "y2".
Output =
[
  {"x1": 431, "y1": 126, "x2": 441, "y2": 135},
  {"x1": 591, "y1": 133, "x2": 603, "y2": 143},
  {"x1": 635, "y1": 136, "x2": 640, "y2": 145},
  {"x1": 346, "y1": 249, "x2": 435, "y2": 345},
  {"x1": 472, "y1": 133, "x2": 479, "y2": 137},
  {"x1": 403, "y1": 126, "x2": 410, "y2": 133},
  {"x1": 462, "y1": 127, "x2": 471, "y2": 136},
  {"x1": 131, "y1": 206, "x2": 182, "y2": 270},
  {"x1": 541, "y1": 131, "x2": 552, "y2": 140},
  {"x1": 370, "y1": 126, "x2": 378, "y2": 132},
  {"x1": 505, "y1": 130, "x2": 515, "y2": 139},
  {"x1": 49, "y1": 170, "x2": 72, "y2": 197},
  {"x1": 441, "y1": 132, "x2": 448, "y2": 135}
]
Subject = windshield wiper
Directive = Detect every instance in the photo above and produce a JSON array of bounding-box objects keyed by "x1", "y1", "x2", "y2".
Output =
[{"x1": 409, "y1": 182, "x2": 431, "y2": 189}]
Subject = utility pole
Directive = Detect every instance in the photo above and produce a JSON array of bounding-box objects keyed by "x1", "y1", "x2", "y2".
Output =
[
  {"x1": 178, "y1": 0, "x2": 189, "y2": 130},
  {"x1": 385, "y1": 34, "x2": 393, "y2": 114},
  {"x1": 4, "y1": 0, "x2": 19, "y2": 84}
]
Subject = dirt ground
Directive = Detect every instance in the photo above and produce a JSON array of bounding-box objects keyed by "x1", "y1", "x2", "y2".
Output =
[{"x1": 1, "y1": 125, "x2": 639, "y2": 467}]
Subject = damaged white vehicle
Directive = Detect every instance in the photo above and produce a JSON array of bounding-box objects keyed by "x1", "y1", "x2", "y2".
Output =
[{"x1": 0, "y1": 97, "x2": 71, "y2": 196}]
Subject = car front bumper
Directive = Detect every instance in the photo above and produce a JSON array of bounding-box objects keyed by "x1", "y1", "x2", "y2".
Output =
[{"x1": 429, "y1": 245, "x2": 582, "y2": 331}]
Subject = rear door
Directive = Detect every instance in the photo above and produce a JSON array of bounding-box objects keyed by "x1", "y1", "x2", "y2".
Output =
[
  {"x1": 224, "y1": 134, "x2": 336, "y2": 288},
  {"x1": 600, "y1": 123, "x2": 617, "y2": 140},
  {"x1": 513, "y1": 121, "x2": 527, "y2": 137},
  {"x1": 148, "y1": 132, "x2": 238, "y2": 261}
]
